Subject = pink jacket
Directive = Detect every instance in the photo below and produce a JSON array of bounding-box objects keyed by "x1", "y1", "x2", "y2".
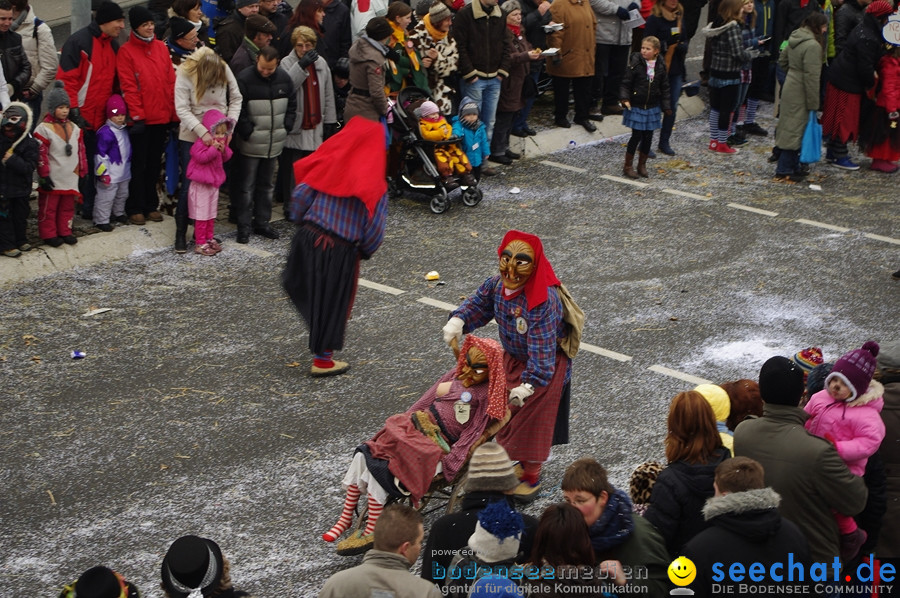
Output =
[
  {"x1": 186, "y1": 110, "x2": 234, "y2": 186},
  {"x1": 804, "y1": 380, "x2": 886, "y2": 476}
]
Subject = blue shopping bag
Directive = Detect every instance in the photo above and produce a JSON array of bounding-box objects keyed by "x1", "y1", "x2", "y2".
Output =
[{"x1": 799, "y1": 110, "x2": 822, "y2": 164}]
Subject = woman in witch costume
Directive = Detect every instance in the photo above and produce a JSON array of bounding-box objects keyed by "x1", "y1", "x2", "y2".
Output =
[
  {"x1": 442, "y1": 230, "x2": 582, "y2": 500},
  {"x1": 323, "y1": 335, "x2": 508, "y2": 555},
  {"x1": 282, "y1": 116, "x2": 389, "y2": 378}
]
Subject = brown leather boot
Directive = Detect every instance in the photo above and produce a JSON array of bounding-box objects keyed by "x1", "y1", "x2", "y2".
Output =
[
  {"x1": 637, "y1": 152, "x2": 649, "y2": 178},
  {"x1": 623, "y1": 152, "x2": 638, "y2": 179}
]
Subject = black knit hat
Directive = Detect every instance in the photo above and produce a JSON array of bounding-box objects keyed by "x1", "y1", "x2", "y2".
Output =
[
  {"x1": 758, "y1": 356, "x2": 805, "y2": 406},
  {"x1": 72, "y1": 566, "x2": 139, "y2": 598},
  {"x1": 366, "y1": 16, "x2": 393, "y2": 41},
  {"x1": 129, "y1": 5, "x2": 155, "y2": 31},
  {"x1": 169, "y1": 16, "x2": 195, "y2": 40},
  {"x1": 95, "y1": 1, "x2": 124, "y2": 24}
]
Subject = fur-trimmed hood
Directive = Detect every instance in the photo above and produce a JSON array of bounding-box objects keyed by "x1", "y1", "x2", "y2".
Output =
[
  {"x1": 702, "y1": 488, "x2": 784, "y2": 543},
  {"x1": 2, "y1": 101, "x2": 34, "y2": 153},
  {"x1": 703, "y1": 487, "x2": 781, "y2": 520},
  {"x1": 845, "y1": 379, "x2": 885, "y2": 408},
  {"x1": 701, "y1": 19, "x2": 739, "y2": 38}
]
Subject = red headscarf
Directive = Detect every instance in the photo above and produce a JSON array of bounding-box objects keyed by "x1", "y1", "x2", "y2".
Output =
[
  {"x1": 456, "y1": 336, "x2": 507, "y2": 420},
  {"x1": 292, "y1": 116, "x2": 388, "y2": 218},
  {"x1": 497, "y1": 230, "x2": 560, "y2": 309}
]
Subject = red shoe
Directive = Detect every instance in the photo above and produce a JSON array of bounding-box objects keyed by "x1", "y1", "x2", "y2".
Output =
[
  {"x1": 870, "y1": 159, "x2": 899, "y2": 173},
  {"x1": 716, "y1": 142, "x2": 739, "y2": 154},
  {"x1": 708, "y1": 140, "x2": 718, "y2": 152}
]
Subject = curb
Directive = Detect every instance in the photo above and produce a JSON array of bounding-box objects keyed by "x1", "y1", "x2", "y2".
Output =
[{"x1": 0, "y1": 96, "x2": 706, "y2": 287}]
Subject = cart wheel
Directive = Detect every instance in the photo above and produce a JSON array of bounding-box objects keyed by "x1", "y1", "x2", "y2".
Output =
[
  {"x1": 461, "y1": 186, "x2": 483, "y2": 207},
  {"x1": 429, "y1": 189, "x2": 451, "y2": 214}
]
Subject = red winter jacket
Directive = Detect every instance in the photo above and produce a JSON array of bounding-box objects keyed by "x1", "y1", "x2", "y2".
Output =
[
  {"x1": 116, "y1": 32, "x2": 178, "y2": 125},
  {"x1": 877, "y1": 55, "x2": 900, "y2": 114},
  {"x1": 56, "y1": 22, "x2": 119, "y2": 130}
]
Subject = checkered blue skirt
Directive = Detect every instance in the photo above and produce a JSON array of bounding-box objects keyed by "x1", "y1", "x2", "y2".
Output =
[{"x1": 622, "y1": 106, "x2": 662, "y2": 131}]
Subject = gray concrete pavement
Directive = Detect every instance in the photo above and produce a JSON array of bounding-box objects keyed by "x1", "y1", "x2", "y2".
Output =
[{"x1": 2, "y1": 104, "x2": 899, "y2": 596}]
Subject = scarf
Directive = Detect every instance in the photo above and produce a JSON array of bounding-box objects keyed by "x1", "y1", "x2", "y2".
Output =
[
  {"x1": 135, "y1": 31, "x2": 155, "y2": 43},
  {"x1": 9, "y1": 8, "x2": 27, "y2": 32},
  {"x1": 497, "y1": 230, "x2": 561, "y2": 309},
  {"x1": 389, "y1": 20, "x2": 421, "y2": 71},
  {"x1": 456, "y1": 336, "x2": 507, "y2": 420},
  {"x1": 292, "y1": 116, "x2": 387, "y2": 217},
  {"x1": 646, "y1": 58, "x2": 656, "y2": 81},
  {"x1": 587, "y1": 489, "x2": 635, "y2": 553},
  {"x1": 507, "y1": 23, "x2": 521, "y2": 37},
  {"x1": 423, "y1": 14, "x2": 448, "y2": 40},
  {"x1": 301, "y1": 62, "x2": 322, "y2": 130}
]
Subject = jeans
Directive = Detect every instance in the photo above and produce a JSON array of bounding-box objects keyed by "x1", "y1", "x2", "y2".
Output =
[
  {"x1": 233, "y1": 154, "x2": 277, "y2": 233},
  {"x1": 660, "y1": 73, "x2": 684, "y2": 146},
  {"x1": 461, "y1": 76, "x2": 502, "y2": 145},
  {"x1": 512, "y1": 69, "x2": 541, "y2": 131},
  {"x1": 776, "y1": 148, "x2": 799, "y2": 175}
]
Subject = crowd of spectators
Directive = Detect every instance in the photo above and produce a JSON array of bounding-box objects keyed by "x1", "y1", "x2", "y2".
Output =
[{"x1": 2, "y1": 0, "x2": 900, "y2": 257}]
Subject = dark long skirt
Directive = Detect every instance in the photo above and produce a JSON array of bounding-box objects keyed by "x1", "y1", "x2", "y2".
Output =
[{"x1": 282, "y1": 223, "x2": 360, "y2": 353}]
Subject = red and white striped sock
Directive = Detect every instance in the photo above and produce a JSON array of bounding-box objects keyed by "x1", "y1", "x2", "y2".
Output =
[
  {"x1": 363, "y1": 494, "x2": 384, "y2": 536},
  {"x1": 323, "y1": 484, "x2": 360, "y2": 542}
]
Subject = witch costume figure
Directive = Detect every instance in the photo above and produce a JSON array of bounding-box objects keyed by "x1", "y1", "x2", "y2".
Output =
[
  {"x1": 282, "y1": 116, "x2": 389, "y2": 378},
  {"x1": 442, "y1": 230, "x2": 582, "y2": 500},
  {"x1": 323, "y1": 335, "x2": 508, "y2": 556}
]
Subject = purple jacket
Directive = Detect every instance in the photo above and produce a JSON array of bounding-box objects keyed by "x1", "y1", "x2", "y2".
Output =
[{"x1": 186, "y1": 109, "x2": 234, "y2": 186}]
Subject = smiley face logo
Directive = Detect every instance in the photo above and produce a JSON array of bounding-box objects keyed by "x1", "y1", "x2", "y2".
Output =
[{"x1": 668, "y1": 556, "x2": 696, "y2": 586}]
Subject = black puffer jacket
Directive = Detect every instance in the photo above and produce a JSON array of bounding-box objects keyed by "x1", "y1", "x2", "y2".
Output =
[
  {"x1": 619, "y1": 51, "x2": 672, "y2": 111},
  {"x1": 682, "y1": 488, "x2": 811, "y2": 598},
  {"x1": 828, "y1": 12, "x2": 885, "y2": 94},
  {"x1": 644, "y1": 447, "x2": 730, "y2": 557}
]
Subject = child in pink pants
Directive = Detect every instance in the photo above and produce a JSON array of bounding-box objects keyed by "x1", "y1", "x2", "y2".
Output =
[{"x1": 186, "y1": 109, "x2": 234, "y2": 256}]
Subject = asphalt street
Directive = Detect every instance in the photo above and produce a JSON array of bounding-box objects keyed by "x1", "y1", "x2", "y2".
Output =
[{"x1": 1, "y1": 108, "x2": 898, "y2": 596}]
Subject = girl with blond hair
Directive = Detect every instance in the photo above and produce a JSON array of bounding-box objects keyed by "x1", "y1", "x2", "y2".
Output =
[{"x1": 173, "y1": 46, "x2": 242, "y2": 253}]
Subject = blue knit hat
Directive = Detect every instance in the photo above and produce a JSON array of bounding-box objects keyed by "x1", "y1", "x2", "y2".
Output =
[{"x1": 468, "y1": 501, "x2": 524, "y2": 563}]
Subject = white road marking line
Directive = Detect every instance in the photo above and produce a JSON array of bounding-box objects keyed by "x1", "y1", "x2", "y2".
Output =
[
  {"x1": 358, "y1": 278, "x2": 406, "y2": 295},
  {"x1": 601, "y1": 174, "x2": 650, "y2": 188},
  {"x1": 579, "y1": 343, "x2": 632, "y2": 362},
  {"x1": 863, "y1": 232, "x2": 900, "y2": 246},
  {"x1": 540, "y1": 160, "x2": 588, "y2": 174},
  {"x1": 417, "y1": 297, "x2": 459, "y2": 311},
  {"x1": 795, "y1": 219, "x2": 850, "y2": 233},
  {"x1": 663, "y1": 188, "x2": 711, "y2": 201},
  {"x1": 727, "y1": 203, "x2": 778, "y2": 217},
  {"x1": 648, "y1": 365, "x2": 712, "y2": 385},
  {"x1": 233, "y1": 245, "x2": 275, "y2": 258}
]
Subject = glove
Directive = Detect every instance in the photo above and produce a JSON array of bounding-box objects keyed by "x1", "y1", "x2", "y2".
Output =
[
  {"x1": 616, "y1": 6, "x2": 630, "y2": 19},
  {"x1": 323, "y1": 122, "x2": 338, "y2": 140},
  {"x1": 508, "y1": 383, "x2": 535, "y2": 407},
  {"x1": 69, "y1": 107, "x2": 89, "y2": 129},
  {"x1": 130, "y1": 120, "x2": 146, "y2": 136},
  {"x1": 39, "y1": 176, "x2": 55, "y2": 191},
  {"x1": 298, "y1": 49, "x2": 319, "y2": 69},
  {"x1": 236, "y1": 119, "x2": 255, "y2": 140},
  {"x1": 442, "y1": 316, "x2": 464, "y2": 346},
  {"x1": 627, "y1": 2, "x2": 640, "y2": 10},
  {"x1": 99, "y1": 173, "x2": 111, "y2": 185}
]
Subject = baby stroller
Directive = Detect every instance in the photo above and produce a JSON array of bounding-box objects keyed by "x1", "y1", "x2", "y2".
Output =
[{"x1": 389, "y1": 87, "x2": 483, "y2": 214}]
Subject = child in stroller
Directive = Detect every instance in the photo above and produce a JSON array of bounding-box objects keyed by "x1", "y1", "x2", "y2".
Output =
[
  {"x1": 390, "y1": 87, "x2": 483, "y2": 214},
  {"x1": 416, "y1": 101, "x2": 477, "y2": 190}
]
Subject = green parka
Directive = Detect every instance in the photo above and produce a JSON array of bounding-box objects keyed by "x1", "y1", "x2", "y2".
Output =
[{"x1": 774, "y1": 26, "x2": 822, "y2": 151}]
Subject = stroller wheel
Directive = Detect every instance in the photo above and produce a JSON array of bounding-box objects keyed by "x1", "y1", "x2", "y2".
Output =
[
  {"x1": 429, "y1": 188, "x2": 451, "y2": 214},
  {"x1": 461, "y1": 186, "x2": 483, "y2": 207}
]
